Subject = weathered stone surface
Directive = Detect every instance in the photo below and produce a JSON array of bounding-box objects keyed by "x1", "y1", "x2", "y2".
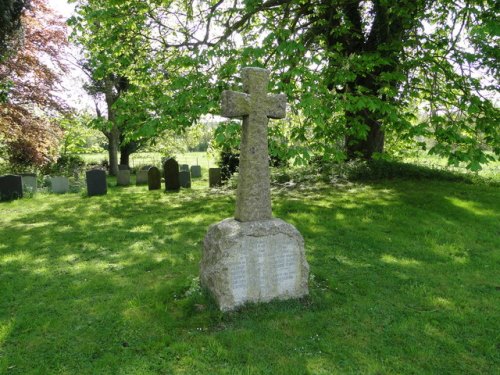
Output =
[
  {"x1": 148, "y1": 166, "x2": 161, "y2": 190},
  {"x1": 163, "y1": 158, "x2": 180, "y2": 191},
  {"x1": 0, "y1": 175, "x2": 23, "y2": 201},
  {"x1": 190, "y1": 165, "x2": 202, "y2": 178},
  {"x1": 220, "y1": 67, "x2": 286, "y2": 222},
  {"x1": 136, "y1": 170, "x2": 149, "y2": 185},
  {"x1": 179, "y1": 164, "x2": 189, "y2": 172},
  {"x1": 86, "y1": 169, "x2": 107, "y2": 196},
  {"x1": 179, "y1": 171, "x2": 191, "y2": 188},
  {"x1": 201, "y1": 218, "x2": 309, "y2": 311},
  {"x1": 117, "y1": 170, "x2": 130, "y2": 186},
  {"x1": 21, "y1": 174, "x2": 37, "y2": 193},
  {"x1": 208, "y1": 168, "x2": 222, "y2": 187},
  {"x1": 50, "y1": 176, "x2": 69, "y2": 194}
]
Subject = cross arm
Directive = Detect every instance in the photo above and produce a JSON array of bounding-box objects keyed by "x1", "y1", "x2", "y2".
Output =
[
  {"x1": 266, "y1": 94, "x2": 287, "y2": 119},
  {"x1": 221, "y1": 90, "x2": 250, "y2": 118}
]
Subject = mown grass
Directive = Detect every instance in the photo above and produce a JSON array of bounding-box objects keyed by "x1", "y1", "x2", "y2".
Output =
[{"x1": 1, "y1": 176, "x2": 499, "y2": 374}]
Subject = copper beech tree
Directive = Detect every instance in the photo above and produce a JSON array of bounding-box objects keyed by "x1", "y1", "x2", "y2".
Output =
[{"x1": 0, "y1": 0, "x2": 68, "y2": 169}]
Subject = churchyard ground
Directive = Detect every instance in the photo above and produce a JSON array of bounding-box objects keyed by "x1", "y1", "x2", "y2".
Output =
[{"x1": 1, "y1": 175, "x2": 499, "y2": 374}]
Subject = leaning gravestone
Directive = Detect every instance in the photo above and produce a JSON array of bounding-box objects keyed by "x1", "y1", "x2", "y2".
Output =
[
  {"x1": 201, "y1": 67, "x2": 309, "y2": 311},
  {"x1": 50, "y1": 176, "x2": 69, "y2": 194},
  {"x1": 117, "y1": 170, "x2": 130, "y2": 186},
  {"x1": 208, "y1": 168, "x2": 222, "y2": 187},
  {"x1": 21, "y1": 173, "x2": 37, "y2": 193},
  {"x1": 179, "y1": 171, "x2": 191, "y2": 188},
  {"x1": 163, "y1": 158, "x2": 180, "y2": 191},
  {"x1": 148, "y1": 166, "x2": 161, "y2": 190},
  {"x1": 86, "y1": 169, "x2": 107, "y2": 196},
  {"x1": 190, "y1": 165, "x2": 202, "y2": 178},
  {"x1": 179, "y1": 164, "x2": 189, "y2": 173},
  {"x1": 0, "y1": 175, "x2": 23, "y2": 201}
]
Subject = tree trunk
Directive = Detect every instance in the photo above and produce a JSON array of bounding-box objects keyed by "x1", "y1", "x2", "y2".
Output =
[
  {"x1": 119, "y1": 140, "x2": 139, "y2": 167},
  {"x1": 345, "y1": 110, "x2": 384, "y2": 160},
  {"x1": 107, "y1": 126, "x2": 120, "y2": 176}
]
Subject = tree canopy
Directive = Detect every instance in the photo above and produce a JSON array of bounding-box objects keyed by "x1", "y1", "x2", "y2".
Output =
[
  {"x1": 0, "y1": 0, "x2": 68, "y2": 168},
  {"x1": 70, "y1": 0, "x2": 499, "y2": 170}
]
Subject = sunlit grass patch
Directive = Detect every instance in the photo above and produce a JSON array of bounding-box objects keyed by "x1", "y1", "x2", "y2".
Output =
[{"x1": 0, "y1": 178, "x2": 499, "y2": 374}]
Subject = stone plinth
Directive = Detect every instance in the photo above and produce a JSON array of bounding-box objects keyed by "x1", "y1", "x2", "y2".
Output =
[{"x1": 201, "y1": 218, "x2": 309, "y2": 311}]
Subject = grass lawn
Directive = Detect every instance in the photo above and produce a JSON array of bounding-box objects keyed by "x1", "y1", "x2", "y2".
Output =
[{"x1": 1, "y1": 177, "x2": 499, "y2": 374}]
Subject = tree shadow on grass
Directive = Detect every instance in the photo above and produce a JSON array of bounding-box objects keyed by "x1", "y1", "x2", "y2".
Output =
[{"x1": 0, "y1": 180, "x2": 499, "y2": 373}]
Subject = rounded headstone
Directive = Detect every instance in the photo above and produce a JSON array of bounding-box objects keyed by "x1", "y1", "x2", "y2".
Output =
[
  {"x1": 148, "y1": 166, "x2": 161, "y2": 190},
  {"x1": 163, "y1": 158, "x2": 180, "y2": 191}
]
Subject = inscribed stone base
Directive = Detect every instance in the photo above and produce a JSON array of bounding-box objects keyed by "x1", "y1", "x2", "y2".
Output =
[{"x1": 201, "y1": 218, "x2": 309, "y2": 311}]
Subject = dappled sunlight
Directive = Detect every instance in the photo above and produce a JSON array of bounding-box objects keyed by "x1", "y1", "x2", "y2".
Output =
[
  {"x1": 445, "y1": 197, "x2": 499, "y2": 217},
  {"x1": 0, "y1": 251, "x2": 30, "y2": 264},
  {"x1": 0, "y1": 319, "x2": 14, "y2": 347},
  {"x1": 335, "y1": 255, "x2": 373, "y2": 268},
  {"x1": 381, "y1": 254, "x2": 421, "y2": 267},
  {"x1": 129, "y1": 225, "x2": 154, "y2": 234},
  {"x1": 431, "y1": 296, "x2": 455, "y2": 310}
]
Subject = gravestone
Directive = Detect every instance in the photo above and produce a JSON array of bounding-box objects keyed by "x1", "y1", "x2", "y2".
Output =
[
  {"x1": 21, "y1": 173, "x2": 37, "y2": 193},
  {"x1": 179, "y1": 164, "x2": 189, "y2": 172},
  {"x1": 117, "y1": 170, "x2": 130, "y2": 186},
  {"x1": 86, "y1": 169, "x2": 107, "y2": 196},
  {"x1": 208, "y1": 168, "x2": 222, "y2": 187},
  {"x1": 118, "y1": 164, "x2": 130, "y2": 171},
  {"x1": 190, "y1": 165, "x2": 202, "y2": 178},
  {"x1": 0, "y1": 175, "x2": 23, "y2": 201},
  {"x1": 50, "y1": 176, "x2": 69, "y2": 194},
  {"x1": 201, "y1": 67, "x2": 309, "y2": 311},
  {"x1": 136, "y1": 169, "x2": 149, "y2": 185},
  {"x1": 148, "y1": 166, "x2": 161, "y2": 190},
  {"x1": 179, "y1": 171, "x2": 191, "y2": 188},
  {"x1": 163, "y1": 158, "x2": 180, "y2": 191}
]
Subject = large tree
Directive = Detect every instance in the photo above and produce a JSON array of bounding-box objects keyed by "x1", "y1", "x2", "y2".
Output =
[
  {"x1": 70, "y1": 0, "x2": 499, "y2": 170},
  {"x1": 69, "y1": 0, "x2": 215, "y2": 174}
]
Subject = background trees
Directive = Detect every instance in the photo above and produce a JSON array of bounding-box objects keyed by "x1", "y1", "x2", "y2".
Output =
[
  {"x1": 0, "y1": 0, "x2": 68, "y2": 170},
  {"x1": 69, "y1": 0, "x2": 498, "y2": 170},
  {"x1": 0, "y1": 0, "x2": 30, "y2": 59}
]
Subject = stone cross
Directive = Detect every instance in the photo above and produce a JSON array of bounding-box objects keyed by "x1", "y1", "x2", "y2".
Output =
[{"x1": 221, "y1": 67, "x2": 286, "y2": 222}]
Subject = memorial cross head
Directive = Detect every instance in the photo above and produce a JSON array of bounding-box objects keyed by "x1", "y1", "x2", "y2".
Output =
[{"x1": 220, "y1": 67, "x2": 287, "y2": 222}]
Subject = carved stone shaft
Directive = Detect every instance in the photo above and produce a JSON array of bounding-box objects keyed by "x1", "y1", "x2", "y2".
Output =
[{"x1": 221, "y1": 67, "x2": 286, "y2": 222}]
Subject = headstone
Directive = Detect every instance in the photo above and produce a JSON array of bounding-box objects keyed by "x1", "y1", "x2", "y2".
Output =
[
  {"x1": 148, "y1": 166, "x2": 161, "y2": 190},
  {"x1": 0, "y1": 175, "x2": 23, "y2": 201},
  {"x1": 190, "y1": 165, "x2": 202, "y2": 178},
  {"x1": 201, "y1": 67, "x2": 309, "y2": 311},
  {"x1": 118, "y1": 164, "x2": 130, "y2": 171},
  {"x1": 117, "y1": 170, "x2": 130, "y2": 186},
  {"x1": 86, "y1": 169, "x2": 107, "y2": 196},
  {"x1": 208, "y1": 168, "x2": 222, "y2": 187},
  {"x1": 50, "y1": 176, "x2": 69, "y2": 194},
  {"x1": 21, "y1": 173, "x2": 37, "y2": 193},
  {"x1": 179, "y1": 164, "x2": 189, "y2": 172},
  {"x1": 179, "y1": 171, "x2": 191, "y2": 188},
  {"x1": 163, "y1": 158, "x2": 180, "y2": 191},
  {"x1": 136, "y1": 170, "x2": 149, "y2": 185}
]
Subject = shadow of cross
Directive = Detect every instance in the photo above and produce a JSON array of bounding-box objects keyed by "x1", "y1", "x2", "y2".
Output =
[{"x1": 221, "y1": 67, "x2": 287, "y2": 222}]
